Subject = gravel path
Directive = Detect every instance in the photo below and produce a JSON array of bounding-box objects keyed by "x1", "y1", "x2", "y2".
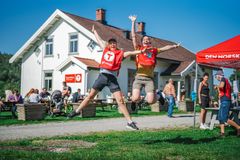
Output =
[{"x1": 0, "y1": 114, "x2": 199, "y2": 141}]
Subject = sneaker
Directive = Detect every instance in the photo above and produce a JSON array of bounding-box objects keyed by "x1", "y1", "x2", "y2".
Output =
[
  {"x1": 200, "y1": 124, "x2": 207, "y2": 130},
  {"x1": 67, "y1": 110, "x2": 79, "y2": 119},
  {"x1": 126, "y1": 122, "x2": 139, "y2": 130},
  {"x1": 204, "y1": 124, "x2": 210, "y2": 129}
]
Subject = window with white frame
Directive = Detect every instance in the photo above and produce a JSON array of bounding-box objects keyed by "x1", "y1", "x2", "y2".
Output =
[
  {"x1": 45, "y1": 38, "x2": 53, "y2": 56},
  {"x1": 69, "y1": 34, "x2": 78, "y2": 54},
  {"x1": 44, "y1": 72, "x2": 53, "y2": 91},
  {"x1": 87, "y1": 40, "x2": 97, "y2": 51}
]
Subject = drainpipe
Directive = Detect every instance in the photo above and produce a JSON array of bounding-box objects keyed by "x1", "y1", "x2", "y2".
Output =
[
  {"x1": 193, "y1": 61, "x2": 198, "y2": 128},
  {"x1": 84, "y1": 70, "x2": 88, "y2": 95},
  {"x1": 235, "y1": 69, "x2": 239, "y2": 107}
]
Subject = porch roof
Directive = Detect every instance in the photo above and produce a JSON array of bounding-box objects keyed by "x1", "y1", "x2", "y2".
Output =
[{"x1": 160, "y1": 61, "x2": 195, "y2": 76}]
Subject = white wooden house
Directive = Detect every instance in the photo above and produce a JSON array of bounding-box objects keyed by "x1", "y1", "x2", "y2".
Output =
[{"x1": 9, "y1": 8, "x2": 212, "y2": 100}]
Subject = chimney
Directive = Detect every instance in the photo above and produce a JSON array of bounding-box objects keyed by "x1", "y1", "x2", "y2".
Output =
[
  {"x1": 137, "y1": 22, "x2": 146, "y2": 35},
  {"x1": 96, "y1": 8, "x2": 107, "y2": 24}
]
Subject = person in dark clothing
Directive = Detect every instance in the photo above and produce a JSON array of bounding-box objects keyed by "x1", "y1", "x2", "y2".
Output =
[
  {"x1": 72, "y1": 89, "x2": 83, "y2": 103},
  {"x1": 198, "y1": 73, "x2": 210, "y2": 129},
  {"x1": 39, "y1": 88, "x2": 50, "y2": 101},
  {"x1": 215, "y1": 70, "x2": 240, "y2": 137}
]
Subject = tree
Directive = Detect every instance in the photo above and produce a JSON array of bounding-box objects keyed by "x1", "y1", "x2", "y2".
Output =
[{"x1": 0, "y1": 52, "x2": 21, "y2": 98}]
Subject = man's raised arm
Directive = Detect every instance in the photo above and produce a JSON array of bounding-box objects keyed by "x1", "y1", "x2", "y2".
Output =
[
  {"x1": 129, "y1": 15, "x2": 138, "y2": 50},
  {"x1": 158, "y1": 43, "x2": 180, "y2": 52},
  {"x1": 91, "y1": 25, "x2": 107, "y2": 49}
]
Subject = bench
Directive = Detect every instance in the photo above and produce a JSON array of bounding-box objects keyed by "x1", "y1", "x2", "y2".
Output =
[
  {"x1": 17, "y1": 103, "x2": 46, "y2": 121},
  {"x1": 71, "y1": 103, "x2": 97, "y2": 118},
  {"x1": 1, "y1": 101, "x2": 18, "y2": 118},
  {"x1": 150, "y1": 101, "x2": 168, "y2": 112},
  {"x1": 206, "y1": 107, "x2": 240, "y2": 130}
]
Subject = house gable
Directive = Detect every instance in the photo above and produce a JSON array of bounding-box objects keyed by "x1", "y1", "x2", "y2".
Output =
[{"x1": 9, "y1": 9, "x2": 99, "y2": 63}]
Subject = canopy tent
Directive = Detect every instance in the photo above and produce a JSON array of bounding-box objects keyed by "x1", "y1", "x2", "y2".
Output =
[
  {"x1": 196, "y1": 35, "x2": 240, "y2": 69},
  {"x1": 193, "y1": 35, "x2": 240, "y2": 127}
]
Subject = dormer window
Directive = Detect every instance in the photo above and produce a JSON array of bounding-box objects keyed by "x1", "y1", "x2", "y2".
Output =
[
  {"x1": 88, "y1": 40, "x2": 97, "y2": 51},
  {"x1": 69, "y1": 33, "x2": 78, "y2": 54},
  {"x1": 45, "y1": 37, "x2": 53, "y2": 56}
]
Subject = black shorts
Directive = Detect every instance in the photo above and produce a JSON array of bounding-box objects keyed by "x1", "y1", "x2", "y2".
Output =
[
  {"x1": 200, "y1": 96, "x2": 210, "y2": 109},
  {"x1": 92, "y1": 73, "x2": 121, "y2": 93}
]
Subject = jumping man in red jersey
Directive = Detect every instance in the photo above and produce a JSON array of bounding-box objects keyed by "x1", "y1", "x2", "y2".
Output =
[
  {"x1": 68, "y1": 25, "x2": 150, "y2": 130},
  {"x1": 129, "y1": 15, "x2": 180, "y2": 105}
]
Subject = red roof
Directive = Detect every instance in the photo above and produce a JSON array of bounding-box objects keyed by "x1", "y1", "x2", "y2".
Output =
[
  {"x1": 196, "y1": 35, "x2": 240, "y2": 69},
  {"x1": 63, "y1": 11, "x2": 195, "y2": 63},
  {"x1": 75, "y1": 57, "x2": 99, "y2": 69}
]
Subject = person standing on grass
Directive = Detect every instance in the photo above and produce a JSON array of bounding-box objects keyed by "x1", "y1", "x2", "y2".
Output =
[
  {"x1": 215, "y1": 70, "x2": 240, "y2": 137},
  {"x1": 198, "y1": 73, "x2": 210, "y2": 130},
  {"x1": 163, "y1": 79, "x2": 176, "y2": 118},
  {"x1": 129, "y1": 15, "x2": 180, "y2": 107},
  {"x1": 68, "y1": 25, "x2": 151, "y2": 130}
]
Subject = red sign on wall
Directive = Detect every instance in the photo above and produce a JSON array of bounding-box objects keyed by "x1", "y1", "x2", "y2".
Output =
[{"x1": 65, "y1": 74, "x2": 82, "y2": 83}]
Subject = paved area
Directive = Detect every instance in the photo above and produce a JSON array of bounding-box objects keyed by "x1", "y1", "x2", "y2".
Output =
[{"x1": 0, "y1": 114, "x2": 199, "y2": 141}]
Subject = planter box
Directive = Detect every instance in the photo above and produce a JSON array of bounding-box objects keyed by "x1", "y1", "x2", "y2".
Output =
[
  {"x1": 150, "y1": 101, "x2": 168, "y2": 112},
  {"x1": 186, "y1": 101, "x2": 194, "y2": 112},
  {"x1": 17, "y1": 103, "x2": 46, "y2": 121},
  {"x1": 71, "y1": 103, "x2": 96, "y2": 118},
  {"x1": 118, "y1": 101, "x2": 138, "y2": 114},
  {"x1": 179, "y1": 101, "x2": 194, "y2": 112}
]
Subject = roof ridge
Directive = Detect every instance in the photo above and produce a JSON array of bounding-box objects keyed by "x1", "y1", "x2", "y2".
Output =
[{"x1": 62, "y1": 10, "x2": 127, "y2": 31}]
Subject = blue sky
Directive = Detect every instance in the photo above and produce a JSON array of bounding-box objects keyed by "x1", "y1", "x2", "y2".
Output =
[{"x1": 0, "y1": 0, "x2": 239, "y2": 78}]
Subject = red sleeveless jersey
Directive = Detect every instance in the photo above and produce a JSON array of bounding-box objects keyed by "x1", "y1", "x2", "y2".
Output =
[
  {"x1": 136, "y1": 45, "x2": 158, "y2": 66},
  {"x1": 99, "y1": 47, "x2": 124, "y2": 71},
  {"x1": 219, "y1": 78, "x2": 231, "y2": 99}
]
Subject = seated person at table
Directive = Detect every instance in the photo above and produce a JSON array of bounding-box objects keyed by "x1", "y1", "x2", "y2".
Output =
[
  {"x1": 24, "y1": 88, "x2": 34, "y2": 103},
  {"x1": 14, "y1": 89, "x2": 23, "y2": 104},
  {"x1": 13, "y1": 90, "x2": 23, "y2": 117},
  {"x1": 39, "y1": 87, "x2": 51, "y2": 102},
  {"x1": 7, "y1": 90, "x2": 23, "y2": 118},
  {"x1": 28, "y1": 89, "x2": 40, "y2": 103},
  {"x1": 72, "y1": 88, "x2": 83, "y2": 103},
  {"x1": 7, "y1": 90, "x2": 16, "y2": 102}
]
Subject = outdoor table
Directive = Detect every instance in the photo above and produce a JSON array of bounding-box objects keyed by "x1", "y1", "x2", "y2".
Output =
[
  {"x1": 205, "y1": 107, "x2": 219, "y2": 130},
  {"x1": 102, "y1": 97, "x2": 117, "y2": 109},
  {"x1": 206, "y1": 106, "x2": 240, "y2": 130},
  {"x1": 92, "y1": 99, "x2": 107, "y2": 111}
]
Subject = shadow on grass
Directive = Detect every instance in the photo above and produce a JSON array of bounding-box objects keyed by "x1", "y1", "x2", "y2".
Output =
[
  {"x1": 143, "y1": 135, "x2": 218, "y2": 145},
  {"x1": 174, "y1": 115, "x2": 194, "y2": 118}
]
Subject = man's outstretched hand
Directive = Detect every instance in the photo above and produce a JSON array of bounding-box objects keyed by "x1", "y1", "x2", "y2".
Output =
[{"x1": 128, "y1": 15, "x2": 137, "y2": 22}]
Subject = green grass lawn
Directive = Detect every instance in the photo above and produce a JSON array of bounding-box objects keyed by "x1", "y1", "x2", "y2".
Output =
[
  {"x1": 0, "y1": 105, "x2": 199, "y2": 126},
  {"x1": 0, "y1": 128, "x2": 239, "y2": 160}
]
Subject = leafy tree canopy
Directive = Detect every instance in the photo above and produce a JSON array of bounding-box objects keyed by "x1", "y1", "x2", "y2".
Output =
[{"x1": 0, "y1": 52, "x2": 21, "y2": 98}]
